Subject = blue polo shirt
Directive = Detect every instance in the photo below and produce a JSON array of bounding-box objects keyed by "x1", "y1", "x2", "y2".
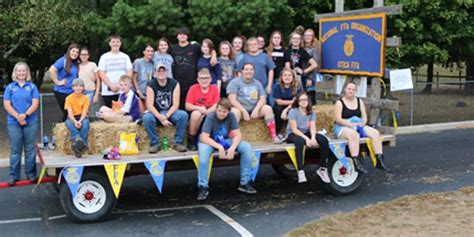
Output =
[
  {"x1": 53, "y1": 55, "x2": 78, "y2": 94},
  {"x1": 4, "y1": 81, "x2": 39, "y2": 125}
]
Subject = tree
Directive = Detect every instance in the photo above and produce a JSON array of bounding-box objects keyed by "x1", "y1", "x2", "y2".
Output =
[{"x1": 0, "y1": 0, "x2": 90, "y2": 86}]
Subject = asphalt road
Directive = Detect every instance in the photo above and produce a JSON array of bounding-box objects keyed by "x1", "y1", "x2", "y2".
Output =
[{"x1": 0, "y1": 128, "x2": 473, "y2": 237}]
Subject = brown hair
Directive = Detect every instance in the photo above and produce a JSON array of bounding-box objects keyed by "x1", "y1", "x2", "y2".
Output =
[
  {"x1": 65, "y1": 43, "x2": 80, "y2": 74},
  {"x1": 266, "y1": 31, "x2": 285, "y2": 57},
  {"x1": 157, "y1": 37, "x2": 170, "y2": 53},
  {"x1": 108, "y1": 34, "x2": 121, "y2": 42},
  {"x1": 341, "y1": 80, "x2": 358, "y2": 96},
  {"x1": 289, "y1": 31, "x2": 303, "y2": 48},
  {"x1": 232, "y1": 35, "x2": 246, "y2": 53},
  {"x1": 291, "y1": 92, "x2": 313, "y2": 115},
  {"x1": 279, "y1": 68, "x2": 300, "y2": 96},
  {"x1": 217, "y1": 98, "x2": 232, "y2": 110},
  {"x1": 202, "y1": 38, "x2": 214, "y2": 53},
  {"x1": 219, "y1": 41, "x2": 235, "y2": 60}
]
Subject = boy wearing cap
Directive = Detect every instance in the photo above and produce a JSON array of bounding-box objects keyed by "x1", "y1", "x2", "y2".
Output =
[
  {"x1": 185, "y1": 68, "x2": 220, "y2": 151},
  {"x1": 143, "y1": 63, "x2": 189, "y2": 153},
  {"x1": 64, "y1": 78, "x2": 90, "y2": 158}
]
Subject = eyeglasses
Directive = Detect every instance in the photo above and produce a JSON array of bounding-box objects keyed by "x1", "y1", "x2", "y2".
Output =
[
  {"x1": 299, "y1": 98, "x2": 309, "y2": 102},
  {"x1": 198, "y1": 77, "x2": 211, "y2": 80}
]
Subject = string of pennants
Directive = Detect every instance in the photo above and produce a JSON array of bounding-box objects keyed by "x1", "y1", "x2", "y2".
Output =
[
  {"x1": 56, "y1": 150, "x2": 263, "y2": 199},
  {"x1": 47, "y1": 139, "x2": 382, "y2": 199}
]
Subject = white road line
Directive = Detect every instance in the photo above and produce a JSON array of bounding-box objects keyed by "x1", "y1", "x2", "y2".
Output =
[
  {"x1": 0, "y1": 205, "x2": 253, "y2": 236},
  {"x1": 0, "y1": 215, "x2": 67, "y2": 224}
]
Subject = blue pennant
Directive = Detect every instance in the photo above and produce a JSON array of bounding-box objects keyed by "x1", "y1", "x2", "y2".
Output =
[
  {"x1": 250, "y1": 150, "x2": 262, "y2": 182},
  {"x1": 62, "y1": 166, "x2": 84, "y2": 198},
  {"x1": 329, "y1": 143, "x2": 351, "y2": 171},
  {"x1": 144, "y1": 160, "x2": 166, "y2": 193}
]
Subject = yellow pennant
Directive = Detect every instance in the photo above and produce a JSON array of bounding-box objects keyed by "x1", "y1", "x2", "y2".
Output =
[
  {"x1": 32, "y1": 167, "x2": 47, "y2": 193},
  {"x1": 192, "y1": 154, "x2": 214, "y2": 179},
  {"x1": 104, "y1": 163, "x2": 127, "y2": 198},
  {"x1": 285, "y1": 147, "x2": 299, "y2": 170},
  {"x1": 366, "y1": 139, "x2": 377, "y2": 167},
  {"x1": 392, "y1": 111, "x2": 398, "y2": 129}
]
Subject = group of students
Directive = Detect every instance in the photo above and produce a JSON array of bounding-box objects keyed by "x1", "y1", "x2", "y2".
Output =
[{"x1": 3, "y1": 27, "x2": 389, "y2": 201}]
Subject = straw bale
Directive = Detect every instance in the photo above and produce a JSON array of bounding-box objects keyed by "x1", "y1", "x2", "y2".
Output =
[{"x1": 53, "y1": 106, "x2": 335, "y2": 155}]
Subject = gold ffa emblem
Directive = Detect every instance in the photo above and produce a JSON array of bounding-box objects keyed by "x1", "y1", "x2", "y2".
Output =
[
  {"x1": 150, "y1": 161, "x2": 164, "y2": 176},
  {"x1": 344, "y1": 35, "x2": 354, "y2": 57},
  {"x1": 66, "y1": 168, "x2": 80, "y2": 184},
  {"x1": 334, "y1": 144, "x2": 345, "y2": 158}
]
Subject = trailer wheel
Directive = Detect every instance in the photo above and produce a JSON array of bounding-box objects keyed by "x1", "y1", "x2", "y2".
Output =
[
  {"x1": 323, "y1": 156, "x2": 365, "y2": 195},
  {"x1": 59, "y1": 170, "x2": 116, "y2": 223},
  {"x1": 272, "y1": 164, "x2": 297, "y2": 178}
]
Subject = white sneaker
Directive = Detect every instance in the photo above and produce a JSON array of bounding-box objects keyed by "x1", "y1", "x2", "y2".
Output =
[
  {"x1": 297, "y1": 170, "x2": 307, "y2": 183},
  {"x1": 273, "y1": 136, "x2": 284, "y2": 144},
  {"x1": 317, "y1": 167, "x2": 330, "y2": 183}
]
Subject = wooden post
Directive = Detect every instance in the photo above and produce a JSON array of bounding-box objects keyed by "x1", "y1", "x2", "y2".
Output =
[{"x1": 436, "y1": 71, "x2": 439, "y2": 88}]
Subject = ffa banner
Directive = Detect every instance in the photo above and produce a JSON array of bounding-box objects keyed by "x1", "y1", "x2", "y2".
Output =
[
  {"x1": 104, "y1": 163, "x2": 127, "y2": 198},
  {"x1": 144, "y1": 160, "x2": 166, "y2": 193},
  {"x1": 250, "y1": 150, "x2": 262, "y2": 182},
  {"x1": 319, "y1": 13, "x2": 386, "y2": 77},
  {"x1": 329, "y1": 143, "x2": 351, "y2": 171},
  {"x1": 192, "y1": 154, "x2": 214, "y2": 179},
  {"x1": 63, "y1": 166, "x2": 84, "y2": 198}
]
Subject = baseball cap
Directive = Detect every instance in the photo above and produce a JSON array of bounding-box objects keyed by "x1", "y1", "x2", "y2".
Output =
[{"x1": 156, "y1": 63, "x2": 167, "y2": 71}]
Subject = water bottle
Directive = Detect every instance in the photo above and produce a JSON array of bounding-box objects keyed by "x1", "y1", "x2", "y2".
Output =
[
  {"x1": 395, "y1": 111, "x2": 401, "y2": 121},
  {"x1": 214, "y1": 135, "x2": 230, "y2": 150},
  {"x1": 162, "y1": 136, "x2": 169, "y2": 152},
  {"x1": 43, "y1": 136, "x2": 49, "y2": 150}
]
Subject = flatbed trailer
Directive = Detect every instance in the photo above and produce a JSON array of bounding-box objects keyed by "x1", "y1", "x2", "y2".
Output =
[{"x1": 2, "y1": 134, "x2": 395, "y2": 223}]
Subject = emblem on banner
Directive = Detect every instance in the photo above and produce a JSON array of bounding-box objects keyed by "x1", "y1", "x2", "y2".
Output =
[
  {"x1": 66, "y1": 168, "x2": 80, "y2": 184},
  {"x1": 344, "y1": 35, "x2": 354, "y2": 56}
]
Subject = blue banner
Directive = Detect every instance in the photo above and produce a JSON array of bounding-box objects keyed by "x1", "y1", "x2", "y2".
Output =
[
  {"x1": 62, "y1": 166, "x2": 84, "y2": 198},
  {"x1": 319, "y1": 14, "x2": 386, "y2": 77},
  {"x1": 144, "y1": 160, "x2": 166, "y2": 193},
  {"x1": 329, "y1": 143, "x2": 351, "y2": 171},
  {"x1": 250, "y1": 150, "x2": 262, "y2": 182}
]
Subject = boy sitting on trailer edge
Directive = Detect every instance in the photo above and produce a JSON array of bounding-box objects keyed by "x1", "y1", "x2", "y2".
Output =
[{"x1": 196, "y1": 98, "x2": 256, "y2": 201}]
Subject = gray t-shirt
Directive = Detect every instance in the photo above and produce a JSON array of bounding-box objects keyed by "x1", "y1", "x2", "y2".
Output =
[
  {"x1": 133, "y1": 58, "x2": 154, "y2": 95},
  {"x1": 226, "y1": 77, "x2": 266, "y2": 112},
  {"x1": 202, "y1": 111, "x2": 239, "y2": 139},
  {"x1": 152, "y1": 52, "x2": 174, "y2": 79},
  {"x1": 236, "y1": 52, "x2": 276, "y2": 88},
  {"x1": 219, "y1": 57, "x2": 237, "y2": 89},
  {"x1": 286, "y1": 108, "x2": 316, "y2": 134}
]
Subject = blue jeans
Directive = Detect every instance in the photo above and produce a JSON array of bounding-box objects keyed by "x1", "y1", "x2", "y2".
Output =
[
  {"x1": 143, "y1": 110, "x2": 189, "y2": 145},
  {"x1": 65, "y1": 117, "x2": 90, "y2": 144},
  {"x1": 7, "y1": 123, "x2": 37, "y2": 179},
  {"x1": 197, "y1": 139, "x2": 252, "y2": 188}
]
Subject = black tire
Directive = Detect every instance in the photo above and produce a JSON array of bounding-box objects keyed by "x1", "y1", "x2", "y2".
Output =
[
  {"x1": 59, "y1": 170, "x2": 117, "y2": 223},
  {"x1": 272, "y1": 164, "x2": 297, "y2": 178},
  {"x1": 51, "y1": 181, "x2": 60, "y2": 193},
  {"x1": 322, "y1": 155, "x2": 365, "y2": 196}
]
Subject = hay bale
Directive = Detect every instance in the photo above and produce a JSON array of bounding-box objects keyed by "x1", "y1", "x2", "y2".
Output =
[{"x1": 53, "y1": 106, "x2": 335, "y2": 155}]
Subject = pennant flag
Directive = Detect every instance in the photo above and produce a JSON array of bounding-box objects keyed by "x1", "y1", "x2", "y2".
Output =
[
  {"x1": 32, "y1": 167, "x2": 47, "y2": 193},
  {"x1": 104, "y1": 163, "x2": 127, "y2": 198},
  {"x1": 329, "y1": 143, "x2": 351, "y2": 171},
  {"x1": 144, "y1": 160, "x2": 166, "y2": 193},
  {"x1": 63, "y1": 166, "x2": 84, "y2": 198},
  {"x1": 366, "y1": 139, "x2": 377, "y2": 167},
  {"x1": 192, "y1": 154, "x2": 214, "y2": 179},
  {"x1": 250, "y1": 150, "x2": 262, "y2": 182},
  {"x1": 285, "y1": 147, "x2": 299, "y2": 170}
]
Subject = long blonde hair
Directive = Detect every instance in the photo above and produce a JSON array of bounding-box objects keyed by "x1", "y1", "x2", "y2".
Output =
[{"x1": 11, "y1": 62, "x2": 32, "y2": 81}]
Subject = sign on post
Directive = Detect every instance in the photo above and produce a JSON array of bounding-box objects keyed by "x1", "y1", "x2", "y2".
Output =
[{"x1": 319, "y1": 13, "x2": 386, "y2": 77}]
